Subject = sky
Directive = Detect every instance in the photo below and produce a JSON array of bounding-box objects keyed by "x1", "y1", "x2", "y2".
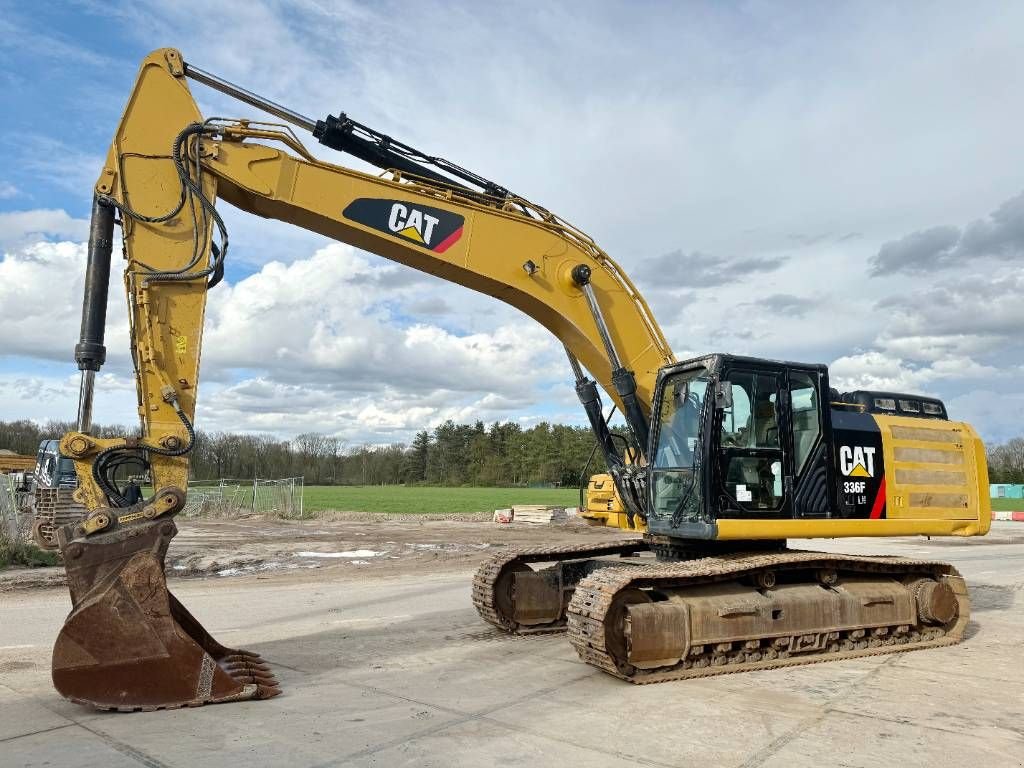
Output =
[{"x1": 1, "y1": 1, "x2": 1023, "y2": 447}]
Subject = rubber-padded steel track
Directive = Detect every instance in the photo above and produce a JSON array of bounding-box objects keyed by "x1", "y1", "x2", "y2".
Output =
[
  {"x1": 472, "y1": 539, "x2": 648, "y2": 632},
  {"x1": 566, "y1": 550, "x2": 970, "y2": 683}
]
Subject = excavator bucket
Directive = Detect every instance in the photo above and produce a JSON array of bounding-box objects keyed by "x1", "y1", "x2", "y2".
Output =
[{"x1": 52, "y1": 510, "x2": 280, "y2": 711}]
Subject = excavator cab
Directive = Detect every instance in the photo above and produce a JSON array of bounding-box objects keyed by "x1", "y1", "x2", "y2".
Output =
[
  {"x1": 648, "y1": 354, "x2": 833, "y2": 538},
  {"x1": 646, "y1": 352, "x2": 988, "y2": 545}
]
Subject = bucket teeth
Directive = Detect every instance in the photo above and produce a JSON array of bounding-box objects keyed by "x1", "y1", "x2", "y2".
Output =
[
  {"x1": 232, "y1": 674, "x2": 280, "y2": 686},
  {"x1": 223, "y1": 665, "x2": 278, "y2": 684},
  {"x1": 224, "y1": 651, "x2": 264, "y2": 663},
  {"x1": 52, "y1": 514, "x2": 283, "y2": 711},
  {"x1": 224, "y1": 657, "x2": 271, "y2": 669},
  {"x1": 254, "y1": 683, "x2": 283, "y2": 699}
]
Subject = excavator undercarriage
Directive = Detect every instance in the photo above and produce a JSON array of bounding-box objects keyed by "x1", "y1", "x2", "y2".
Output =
[{"x1": 473, "y1": 543, "x2": 967, "y2": 682}]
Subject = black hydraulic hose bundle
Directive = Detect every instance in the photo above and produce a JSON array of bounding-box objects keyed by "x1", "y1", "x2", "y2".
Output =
[
  {"x1": 98, "y1": 122, "x2": 228, "y2": 288},
  {"x1": 83, "y1": 123, "x2": 226, "y2": 507}
]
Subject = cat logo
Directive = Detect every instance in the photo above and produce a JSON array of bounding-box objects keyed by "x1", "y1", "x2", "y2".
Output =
[
  {"x1": 387, "y1": 203, "x2": 438, "y2": 245},
  {"x1": 342, "y1": 198, "x2": 464, "y2": 253},
  {"x1": 839, "y1": 445, "x2": 876, "y2": 477}
]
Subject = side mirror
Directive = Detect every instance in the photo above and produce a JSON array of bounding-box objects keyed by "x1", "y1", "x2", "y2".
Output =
[{"x1": 715, "y1": 380, "x2": 733, "y2": 410}]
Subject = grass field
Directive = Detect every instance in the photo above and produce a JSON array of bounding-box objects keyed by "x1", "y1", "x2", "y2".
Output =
[
  {"x1": 990, "y1": 497, "x2": 1024, "y2": 512},
  {"x1": 300, "y1": 486, "x2": 1020, "y2": 516},
  {"x1": 302, "y1": 485, "x2": 579, "y2": 515}
]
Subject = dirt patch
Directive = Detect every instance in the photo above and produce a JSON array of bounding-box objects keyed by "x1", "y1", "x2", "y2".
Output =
[
  {"x1": 0, "y1": 515, "x2": 634, "y2": 591},
  {"x1": 167, "y1": 515, "x2": 634, "y2": 581}
]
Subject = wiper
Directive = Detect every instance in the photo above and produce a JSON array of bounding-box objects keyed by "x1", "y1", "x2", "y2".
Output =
[{"x1": 668, "y1": 467, "x2": 698, "y2": 527}]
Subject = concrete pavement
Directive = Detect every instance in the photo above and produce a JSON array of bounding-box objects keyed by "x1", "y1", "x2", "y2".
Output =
[{"x1": 1, "y1": 523, "x2": 1022, "y2": 767}]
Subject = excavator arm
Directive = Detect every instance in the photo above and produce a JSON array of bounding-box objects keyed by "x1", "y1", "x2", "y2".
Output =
[
  {"x1": 64, "y1": 48, "x2": 672, "y2": 516},
  {"x1": 51, "y1": 48, "x2": 672, "y2": 710}
]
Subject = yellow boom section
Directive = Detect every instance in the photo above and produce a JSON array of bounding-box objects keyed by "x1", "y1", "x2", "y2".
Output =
[{"x1": 63, "y1": 48, "x2": 674, "y2": 510}]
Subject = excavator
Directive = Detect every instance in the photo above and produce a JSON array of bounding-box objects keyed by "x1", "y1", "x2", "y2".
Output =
[{"x1": 53, "y1": 48, "x2": 990, "y2": 711}]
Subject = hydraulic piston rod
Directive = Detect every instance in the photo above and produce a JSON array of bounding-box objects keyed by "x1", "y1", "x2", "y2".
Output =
[
  {"x1": 74, "y1": 197, "x2": 115, "y2": 434},
  {"x1": 183, "y1": 63, "x2": 317, "y2": 132},
  {"x1": 570, "y1": 264, "x2": 650, "y2": 453}
]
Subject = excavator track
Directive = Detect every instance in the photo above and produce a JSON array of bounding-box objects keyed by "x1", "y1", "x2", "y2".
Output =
[
  {"x1": 567, "y1": 550, "x2": 969, "y2": 683},
  {"x1": 472, "y1": 539, "x2": 649, "y2": 633}
]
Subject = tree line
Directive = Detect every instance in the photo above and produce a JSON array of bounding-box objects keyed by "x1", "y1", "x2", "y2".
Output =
[
  {"x1": 986, "y1": 438, "x2": 1024, "y2": 484},
  {"x1": 7, "y1": 415, "x2": 1021, "y2": 488},
  {"x1": 0, "y1": 418, "x2": 608, "y2": 488}
]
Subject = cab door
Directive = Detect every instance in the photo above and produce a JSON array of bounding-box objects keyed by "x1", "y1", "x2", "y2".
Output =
[
  {"x1": 785, "y1": 368, "x2": 834, "y2": 518},
  {"x1": 715, "y1": 366, "x2": 788, "y2": 518}
]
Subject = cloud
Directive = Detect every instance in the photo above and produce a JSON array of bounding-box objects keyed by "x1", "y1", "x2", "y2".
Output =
[
  {"x1": 634, "y1": 249, "x2": 786, "y2": 290},
  {"x1": 0, "y1": 237, "x2": 572, "y2": 442},
  {"x1": 828, "y1": 350, "x2": 997, "y2": 394},
  {"x1": 0, "y1": 209, "x2": 89, "y2": 249},
  {"x1": 0, "y1": 240, "x2": 131, "y2": 367},
  {"x1": 202, "y1": 243, "x2": 563, "y2": 398},
  {"x1": 0, "y1": 18, "x2": 114, "y2": 69},
  {"x1": 870, "y1": 190, "x2": 1024, "y2": 275},
  {"x1": 0, "y1": 182, "x2": 18, "y2": 199},
  {"x1": 877, "y1": 272, "x2": 1024, "y2": 340},
  {"x1": 404, "y1": 297, "x2": 453, "y2": 316},
  {"x1": 7, "y1": 2, "x2": 1024, "y2": 445},
  {"x1": 0, "y1": 371, "x2": 138, "y2": 427},
  {"x1": 870, "y1": 226, "x2": 960, "y2": 275},
  {"x1": 192, "y1": 377, "x2": 539, "y2": 442},
  {"x1": 746, "y1": 293, "x2": 819, "y2": 318},
  {"x1": 5, "y1": 135, "x2": 105, "y2": 197}
]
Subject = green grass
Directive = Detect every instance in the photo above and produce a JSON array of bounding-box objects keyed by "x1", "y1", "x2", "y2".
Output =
[
  {"x1": 302, "y1": 485, "x2": 579, "y2": 515},
  {"x1": 990, "y1": 498, "x2": 1024, "y2": 512},
  {"x1": 0, "y1": 539, "x2": 60, "y2": 569},
  {"x1": 302, "y1": 489, "x2": 1018, "y2": 516}
]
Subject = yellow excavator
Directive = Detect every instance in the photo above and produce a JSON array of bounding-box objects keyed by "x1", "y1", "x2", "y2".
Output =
[{"x1": 53, "y1": 49, "x2": 989, "y2": 710}]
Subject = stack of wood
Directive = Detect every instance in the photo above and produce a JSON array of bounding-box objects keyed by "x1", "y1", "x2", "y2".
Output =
[
  {"x1": 493, "y1": 505, "x2": 570, "y2": 525},
  {"x1": 0, "y1": 451, "x2": 35, "y2": 474}
]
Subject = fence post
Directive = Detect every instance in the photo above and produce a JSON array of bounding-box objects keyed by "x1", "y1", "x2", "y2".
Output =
[{"x1": 1, "y1": 475, "x2": 21, "y2": 543}]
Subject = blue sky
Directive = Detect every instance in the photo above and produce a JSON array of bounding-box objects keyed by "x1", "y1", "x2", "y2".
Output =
[{"x1": 2, "y1": 1, "x2": 1024, "y2": 445}]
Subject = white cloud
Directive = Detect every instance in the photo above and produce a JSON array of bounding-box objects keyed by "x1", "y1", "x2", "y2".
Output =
[
  {"x1": 0, "y1": 371, "x2": 138, "y2": 427},
  {"x1": 829, "y1": 351, "x2": 997, "y2": 394},
  {"x1": 0, "y1": 182, "x2": 18, "y2": 199},
  {"x1": 0, "y1": 209, "x2": 89, "y2": 249},
  {"x1": 0, "y1": 240, "x2": 130, "y2": 366},
  {"x1": 192, "y1": 377, "x2": 539, "y2": 443},
  {"x1": 0, "y1": 238, "x2": 570, "y2": 443},
  {"x1": 202, "y1": 243, "x2": 562, "y2": 394}
]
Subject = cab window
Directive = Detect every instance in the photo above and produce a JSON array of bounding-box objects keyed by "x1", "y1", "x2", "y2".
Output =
[
  {"x1": 653, "y1": 371, "x2": 707, "y2": 469},
  {"x1": 789, "y1": 370, "x2": 822, "y2": 473},
  {"x1": 721, "y1": 373, "x2": 779, "y2": 449},
  {"x1": 651, "y1": 368, "x2": 709, "y2": 518},
  {"x1": 720, "y1": 371, "x2": 783, "y2": 511}
]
